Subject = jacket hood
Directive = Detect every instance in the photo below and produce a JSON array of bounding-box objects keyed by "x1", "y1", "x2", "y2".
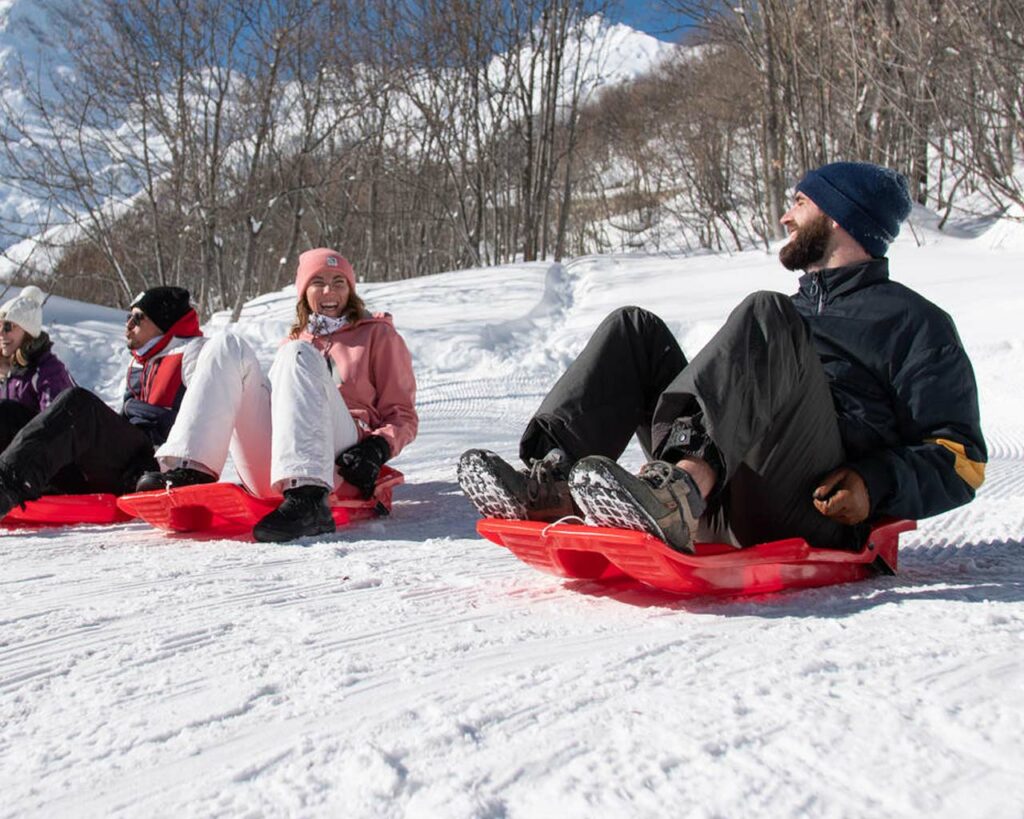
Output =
[
  {"x1": 9, "y1": 330, "x2": 54, "y2": 375},
  {"x1": 339, "y1": 310, "x2": 393, "y2": 327},
  {"x1": 131, "y1": 308, "x2": 203, "y2": 363},
  {"x1": 361, "y1": 311, "x2": 394, "y2": 326}
]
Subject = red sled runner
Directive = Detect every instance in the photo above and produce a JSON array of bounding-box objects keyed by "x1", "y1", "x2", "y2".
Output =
[
  {"x1": 118, "y1": 466, "x2": 404, "y2": 536},
  {"x1": 2, "y1": 493, "x2": 132, "y2": 527},
  {"x1": 477, "y1": 517, "x2": 915, "y2": 596}
]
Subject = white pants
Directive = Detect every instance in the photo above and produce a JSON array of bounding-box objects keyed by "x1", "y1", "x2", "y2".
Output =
[{"x1": 156, "y1": 335, "x2": 358, "y2": 497}]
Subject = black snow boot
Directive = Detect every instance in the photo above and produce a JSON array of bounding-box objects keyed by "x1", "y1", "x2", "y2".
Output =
[
  {"x1": 253, "y1": 485, "x2": 336, "y2": 543},
  {"x1": 135, "y1": 466, "x2": 217, "y2": 492}
]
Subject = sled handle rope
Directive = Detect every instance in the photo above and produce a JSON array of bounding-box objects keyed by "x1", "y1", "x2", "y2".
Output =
[{"x1": 541, "y1": 515, "x2": 586, "y2": 536}]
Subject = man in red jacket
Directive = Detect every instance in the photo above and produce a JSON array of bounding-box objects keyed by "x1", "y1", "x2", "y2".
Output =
[{"x1": 0, "y1": 286, "x2": 203, "y2": 517}]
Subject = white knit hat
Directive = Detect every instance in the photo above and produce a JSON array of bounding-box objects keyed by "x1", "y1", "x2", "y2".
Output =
[{"x1": 0, "y1": 285, "x2": 46, "y2": 338}]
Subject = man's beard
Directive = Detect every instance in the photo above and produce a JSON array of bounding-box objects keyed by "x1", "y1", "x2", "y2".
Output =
[{"x1": 779, "y1": 213, "x2": 832, "y2": 271}]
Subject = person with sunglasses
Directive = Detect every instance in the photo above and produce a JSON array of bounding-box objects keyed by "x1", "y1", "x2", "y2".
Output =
[
  {"x1": 0, "y1": 286, "x2": 203, "y2": 517},
  {"x1": 0, "y1": 285, "x2": 76, "y2": 451},
  {"x1": 135, "y1": 248, "x2": 418, "y2": 543}
]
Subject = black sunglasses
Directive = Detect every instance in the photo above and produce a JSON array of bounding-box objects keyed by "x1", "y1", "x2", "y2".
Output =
[
  {"x1": 126, "y1": 311, "x2": 147, "y2": 329},
  {"x1": 1, "y1": 321, "x2": 14, "y2": 333}
]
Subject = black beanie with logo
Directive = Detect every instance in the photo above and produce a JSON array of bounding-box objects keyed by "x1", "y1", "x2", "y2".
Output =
[{"x1": 130, "y1": 286, "x2": 192, "y2": 332}]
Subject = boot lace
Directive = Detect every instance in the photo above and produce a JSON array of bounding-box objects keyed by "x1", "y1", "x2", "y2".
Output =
[
  {"x1": 525, "y1": 453, "x2": 567, "y2": 504},
  {"x1": 279, "y1": 486, "x2": 326, "y2": 518},
  {"x1": 638, "y1": 460, "x2": 676, "y2": 489},
  {"x1": 277, "y1": 494, "x2": 306, "y2": 516}
]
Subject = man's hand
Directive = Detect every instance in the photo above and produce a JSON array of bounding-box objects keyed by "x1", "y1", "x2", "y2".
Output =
[{"x1": 813, "y1": 467, "x2": 870, "y2": 525}]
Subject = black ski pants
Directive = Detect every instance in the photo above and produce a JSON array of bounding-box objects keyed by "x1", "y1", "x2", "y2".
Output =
[
  {"x1": 0, "y1": 400, "x2": 37, "y2": 454},
  {"x1": 0, "y1": 387, "x2": 157, "y2": 497},
  {"x1": 520, "y1": 293, "x2": 858, "y2": 549}
]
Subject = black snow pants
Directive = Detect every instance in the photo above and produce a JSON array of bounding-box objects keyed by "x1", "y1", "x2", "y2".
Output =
[
  {"x1": 0, "y1": 399, "x2": 37, "y2": 453},
  {"x1": 0, "y1": 387, "x2": 157, "y2": 498},
  {"x1": 519, "y1": 293, "x2": 860, "y2": 549}
]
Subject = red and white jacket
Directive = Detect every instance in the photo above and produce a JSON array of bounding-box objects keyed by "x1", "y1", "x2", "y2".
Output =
[{"x1": 122, "y1": 309, "x2": 204, "y2": 445}]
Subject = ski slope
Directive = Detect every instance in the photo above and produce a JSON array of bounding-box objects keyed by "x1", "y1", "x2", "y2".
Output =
[{"x1": 3, "y1": 217, "x2": 1024, "y2": 818}]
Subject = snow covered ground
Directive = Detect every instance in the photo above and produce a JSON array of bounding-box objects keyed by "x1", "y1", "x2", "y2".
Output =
[{"x1": 3, "y1": 216, "x2": 1024, "y2": 818}]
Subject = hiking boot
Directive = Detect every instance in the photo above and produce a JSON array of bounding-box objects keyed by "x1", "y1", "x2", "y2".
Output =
[
  {"x1": 135, "y1": 467, "x2": 217, "y2": 492},
  {"x1": 457, "y1": 448, "x2": 576, "y2": 522},
  {"x1": 253, "y1": 485, "x2": 335, "y2": 543},
  {"x1": 568, "y1": 456, "x2": 707, "y2": 554}
]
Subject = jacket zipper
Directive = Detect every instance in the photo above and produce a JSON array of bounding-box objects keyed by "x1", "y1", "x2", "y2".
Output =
[{"x1": 814, "y1": 272, "x2": 825, "y2": 314}]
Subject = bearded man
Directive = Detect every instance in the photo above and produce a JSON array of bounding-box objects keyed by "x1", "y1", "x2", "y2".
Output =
[{"x1": 457, "y1": 162, "x2": 986, "y2": 552}]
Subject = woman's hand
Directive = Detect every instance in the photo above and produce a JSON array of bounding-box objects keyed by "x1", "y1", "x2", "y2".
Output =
[{"x1": 336, "y1": 436, "x2": 391, "y2": 499}]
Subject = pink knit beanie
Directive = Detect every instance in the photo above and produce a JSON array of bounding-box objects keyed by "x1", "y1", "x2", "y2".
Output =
[{"x1": 295, "y1": 248, "x2": 355, "y2": 298}]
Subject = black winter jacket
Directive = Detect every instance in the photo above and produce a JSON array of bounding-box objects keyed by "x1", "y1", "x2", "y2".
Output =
[{"x1": 792, "y1": 258, "x2": 986, "y2": 521}]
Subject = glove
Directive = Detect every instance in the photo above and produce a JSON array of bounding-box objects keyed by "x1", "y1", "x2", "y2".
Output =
[{"x1": 336, "y1": 435, "x2": 391, "y2": 499}]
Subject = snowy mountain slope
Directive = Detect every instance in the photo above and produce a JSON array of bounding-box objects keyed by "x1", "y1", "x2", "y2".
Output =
[
  {"x1": 0, "y1": 2, "x2": 677, "y2": 265},
  {"x1": 3, "y1": 222, "x2": 1024, "y2": 817}
]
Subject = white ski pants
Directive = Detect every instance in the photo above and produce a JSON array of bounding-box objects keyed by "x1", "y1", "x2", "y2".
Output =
[{"x1": 156, "y1": 334, "x2": 358, "y2": 497}]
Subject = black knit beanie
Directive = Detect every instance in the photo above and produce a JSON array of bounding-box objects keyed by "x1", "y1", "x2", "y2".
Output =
[
  {"x1": 796, "y1": 162, "x2": 913, "y2": 258},
  {"x1": 130, "y1": 286, "x2": 192, "y2": 332}
]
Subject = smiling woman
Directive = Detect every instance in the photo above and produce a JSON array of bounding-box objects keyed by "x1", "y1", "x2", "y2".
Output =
[
  {"x1": 137, "y1": 248, "x2": 419, "y2": 544},
  {"x1": 290, "y1": 263, "x2": 365, "y2": 337},
  {"x1": 0, "y1": 286, "x2": 75, "y2": 452}
]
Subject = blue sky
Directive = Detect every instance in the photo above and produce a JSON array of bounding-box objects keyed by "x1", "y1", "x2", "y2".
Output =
[{"x1": 614, "y1": 0, "x2": 693, "y2": 42}]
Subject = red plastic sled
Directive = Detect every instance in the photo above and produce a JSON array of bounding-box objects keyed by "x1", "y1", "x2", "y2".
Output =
[
  {"x1": 117, "y1": 466, "x2": 404, "y2": 536},
  {"x1": 2, "y1": 493, "x2": 132, "y2": 527},
  {"x1": 477, "y1": 517, "x2": 915, "y2": 596}
]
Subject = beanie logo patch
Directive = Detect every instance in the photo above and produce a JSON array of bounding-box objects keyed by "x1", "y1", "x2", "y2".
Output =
[{"x1": 326, "y1": 256, "x2": 338, "y2": 267}]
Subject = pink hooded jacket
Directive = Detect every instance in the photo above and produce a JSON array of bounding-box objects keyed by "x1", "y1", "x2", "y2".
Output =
[{"x1": 296, "y1": 313, "x2": 418, "y2": 458}]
